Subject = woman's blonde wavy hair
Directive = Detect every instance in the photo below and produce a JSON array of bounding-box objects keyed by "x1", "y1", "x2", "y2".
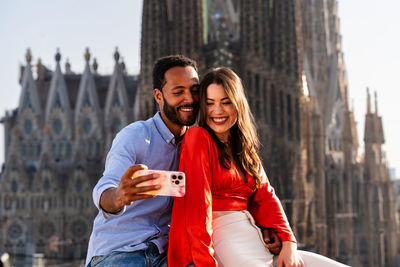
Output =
[{"x1": 198, "y1": 67, "x2": 261, "y2": 187}]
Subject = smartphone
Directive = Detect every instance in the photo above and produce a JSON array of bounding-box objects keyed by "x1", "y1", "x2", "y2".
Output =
[{"x1": 132, "y1": 170, "x2": 185, "y2": 197}]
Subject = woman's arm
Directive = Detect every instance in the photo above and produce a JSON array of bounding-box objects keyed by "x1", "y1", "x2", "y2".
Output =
[
  {"x1": 248, "y1": 165, "x2": 296, "y2": 243},
  {"x1": 176, "y1": 128, "x2": 219, "y2": 266}
]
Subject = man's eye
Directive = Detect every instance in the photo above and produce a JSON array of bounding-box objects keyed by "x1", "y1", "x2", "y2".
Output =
[
  {"x1": 173, "y1": 91, "x2": 183, "y2": 95},
  {"x1": 191, "y1": 86, "x2": 200, "y2": 94}
]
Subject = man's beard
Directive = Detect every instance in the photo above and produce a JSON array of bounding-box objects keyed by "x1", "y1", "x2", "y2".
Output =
[{"x1": 162, "y1": 94, "x2": 197, "y2": 126}]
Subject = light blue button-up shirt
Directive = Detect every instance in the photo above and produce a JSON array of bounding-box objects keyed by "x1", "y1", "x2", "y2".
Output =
[{"x1": 86, "y1": 113, "x2": 181, "y2": 266}]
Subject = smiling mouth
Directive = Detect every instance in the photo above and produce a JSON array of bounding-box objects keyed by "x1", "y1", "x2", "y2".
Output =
[
  {"x1": 211, "y1": 117, "x2": 228, "y2": 123},
  {"x1": 178, "y1": 105, "x2": 194, "y2": 113}
]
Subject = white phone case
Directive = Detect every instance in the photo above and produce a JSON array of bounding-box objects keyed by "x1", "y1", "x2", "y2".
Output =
[{"x1": 132, "y1": 169, "x2": 185, "y2": 197}]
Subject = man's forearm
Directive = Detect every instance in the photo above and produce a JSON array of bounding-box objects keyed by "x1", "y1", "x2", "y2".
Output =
[{"x1": 100, "y1": 187, "x2": 124, "y2": 214}]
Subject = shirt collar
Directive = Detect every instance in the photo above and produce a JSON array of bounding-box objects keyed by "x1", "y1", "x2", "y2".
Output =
[{"x1": 153, "y1": 112, "x2": 178, "y2": 145}]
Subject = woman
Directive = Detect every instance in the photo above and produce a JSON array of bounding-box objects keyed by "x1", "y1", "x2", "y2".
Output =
[{"x1": 168, "y1": 68, "x2": 347, "y2": 267}]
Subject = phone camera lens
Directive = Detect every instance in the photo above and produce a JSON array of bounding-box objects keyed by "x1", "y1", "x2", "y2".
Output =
[
  {"x1": 175, "y1": 180, "x2": 180, "y2": 185},
  {"x1": 172, "y1": 175, "x2": 177, "y2": 180},
  {"x1": 178, "y1": 175, "x2": 182, "y2": 180}
]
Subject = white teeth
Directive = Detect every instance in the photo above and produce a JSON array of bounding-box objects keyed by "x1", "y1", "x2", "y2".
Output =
[
  {"x1": 181, "y1": 107, "x2": 193, "y2": 112},
  {"x1": 213, "y1": 117, "x2": 227, "y2": 123}
]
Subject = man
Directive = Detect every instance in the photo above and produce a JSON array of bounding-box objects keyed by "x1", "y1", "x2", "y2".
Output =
[
  {"x1": 86, "y1": 55, "x2": 281, "y2": 267},
  {"x1": 86, "y1": 55, "x2": 200, "y2": 267}
]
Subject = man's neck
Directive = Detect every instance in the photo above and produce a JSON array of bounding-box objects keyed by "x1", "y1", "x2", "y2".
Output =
[{"x1": 160, "y1": 112, "x2": 187, "y2": 142}]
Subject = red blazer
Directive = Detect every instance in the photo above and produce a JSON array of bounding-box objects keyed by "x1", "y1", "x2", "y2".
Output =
[{"x1": 168, "y1": 127, "x2": 296, "y2": 267}]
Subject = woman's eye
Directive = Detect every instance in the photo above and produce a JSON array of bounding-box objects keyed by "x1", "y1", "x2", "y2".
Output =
[
  {"x1": 222, "y1": 102, "x2": 232, "y2": 105},
  {"x1": 206, "y1": 102, "x2": 213, "y2": 106}
]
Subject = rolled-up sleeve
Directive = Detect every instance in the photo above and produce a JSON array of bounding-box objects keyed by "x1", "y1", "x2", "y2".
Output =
[{"x1": 92, "y1": 128, "x2": 137, "y2": 217}]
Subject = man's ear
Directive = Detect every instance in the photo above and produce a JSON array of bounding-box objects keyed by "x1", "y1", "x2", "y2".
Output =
[{"x1": 154, "y1": 89, "x2": 163, "y2": 105}]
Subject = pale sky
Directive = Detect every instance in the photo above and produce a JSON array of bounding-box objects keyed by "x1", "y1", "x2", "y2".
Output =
[{"x1": 0, "y1": 0, "x2": 399, "y2": 177}]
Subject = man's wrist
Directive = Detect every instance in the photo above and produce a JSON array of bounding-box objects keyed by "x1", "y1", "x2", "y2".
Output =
[{"x1": 100, "y1": 187, "x2": 125, "y2": 213}]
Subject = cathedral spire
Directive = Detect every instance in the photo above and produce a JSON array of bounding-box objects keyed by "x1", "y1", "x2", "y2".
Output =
[
  {"x1": 18, "y1": 49, "x2": 42, "y2": 114},
  {"x1": 65, "y1": 58, "x2": 72, "y2": 74},
  {"x1": 366, "y1": 87, "x2": 371, "y2": 114},
  {"x1": 84, "y1": 47, "x2": 91, "y2": 63},
  {"x1": 114, "y1": 47, "x2": 120, "y2": 63},
  {"x1": 55, "y1": 48, "x2": 61, "y2": 63},
  {"x1": 25, "y1": 48, "x2": 32, "y2": 64},
  {"x1": 37, "y1": 58, "x2": 45, "y2": 80},
  {"x1": 120, "y1": 57, "x2": 126, "y2": 73},
  {"x1": 92, "y1": 58, "x2": 98, "y2": 74}
]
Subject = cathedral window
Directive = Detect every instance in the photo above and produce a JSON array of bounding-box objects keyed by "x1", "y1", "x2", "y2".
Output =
[
  {"x1": 23, "y1": 93, "x2": 32, "y2": 109},
  {"x1": 29, "y1": 143, "x2": 34, "y2": 156},
  {"x1": 43, "y1": 178, "x2": 50, "y2": 192},
  {"x1": 36, "y1": 240, "x2": 45, "y2": 253},
  {"x1": 52, "y1": 118, "x2": 63, "y2": 135},
  {"x1": 83, "y1": 118, "x2": 92, "y2": 134},
  {"x1": 52, "y1": 143, "x2": 56, "y2": 156},
  {"x1": 4, "y1": 197, "x2": 11, "y2": 210},
  {"x1": 8, "y1": 223, "x2": 23, "y2": 239},
  {"x1": 39, "y1": 221, "x2": 55, "y2": 239},
  {"x1": 22, "y1": 143, "x2": 27, "y2": 156},
  {"x1": 113, "y1": 117, "x2": 121, "y2": 133},
  {"x1": 12, "y1": 161, "x2": 17, "y2": 171},
  {"x1": 11, "y1": 180, "x2": 18, "y2": 193},
  {"x1": 75, "y1": 179, "x2": 82, "y2": 192},
  {"x1": 37, "y1": 143, "x2": 41, "y2": 156},
  {"x1": 54, "y1": 91, "x2": 62, "y2": 108},
  {"x1": 113, "y1": 93, "x2": 121, "y2": 107},
  {"x1": 96, "y1": 142, "x2": 101, "y2": 155},
  {"x1": 84, "y1": 91, "x2": 91, "y2": 107},
  {"x1": 24, "y1": 119, "x2": 33, "y2": 135},
  {"x1": 59, "y1": 142, "x2": 64, "y2": 155},
  {"x1": 71, "y1": 219, "x2": 88, "y2": 239},
  {"x1": 89, "y1": 142, "x2": 95, "y2": 155},
  {"x1": 66, "y1": 142, "x2": 72, "y2": 156}
]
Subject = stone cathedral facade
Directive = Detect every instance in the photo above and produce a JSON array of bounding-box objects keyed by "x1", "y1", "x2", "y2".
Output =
[
  {"x1": 0, "y1": 0, "x2": 399, "y2": 266},
  {"x1": 0, "y1": 48, "x2": 139, "y2": 263},
  {"x1": 139, "y1": 0, "x2": 399, "y2": 266}
]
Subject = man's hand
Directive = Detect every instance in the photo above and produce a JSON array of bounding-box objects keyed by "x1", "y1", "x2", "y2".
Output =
[
  {"x1": 276, "y1": 241, "x2": 304, "y2": 267},
  {"x1": 263, "y1": 228, "x2": 282, "y2": 255},
  {"x1": 100, "y1": 164, "x2": 160, "y2": 213}
]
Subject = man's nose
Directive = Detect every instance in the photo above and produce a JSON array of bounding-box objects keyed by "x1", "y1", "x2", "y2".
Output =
[{"x1": 183, "y1": 90, "x2": 194, "y2": 103}]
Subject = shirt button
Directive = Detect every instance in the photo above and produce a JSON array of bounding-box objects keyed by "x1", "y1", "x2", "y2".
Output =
[{"x1": 166, "y1": 139, "x2": 170, "y2": 143}]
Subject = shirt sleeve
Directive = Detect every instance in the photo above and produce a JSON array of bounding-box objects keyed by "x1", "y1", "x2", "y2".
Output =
[
  {"x1": 248, "y1": 165, "x2": 296, "y2": 243},
  {"x1": 92, "y1": 127, "x2": 137, "y2": 217},
  {"x1": 179, "y1": 128, "x2": 219, "y2": 266}
]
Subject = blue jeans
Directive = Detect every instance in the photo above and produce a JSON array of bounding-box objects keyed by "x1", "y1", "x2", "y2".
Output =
[{"x1": 91, "y1": 243, "x2": 167, "y2": 267}]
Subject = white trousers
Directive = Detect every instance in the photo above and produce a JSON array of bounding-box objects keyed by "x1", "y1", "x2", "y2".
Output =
[{"x1": 212, "y1": 211, "x2": 350, "y2": 267}]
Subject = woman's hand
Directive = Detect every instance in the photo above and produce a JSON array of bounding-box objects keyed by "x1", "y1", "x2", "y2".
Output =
[{"x1": 276, "y1": 241, "x2": 304, "y2": 267}]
